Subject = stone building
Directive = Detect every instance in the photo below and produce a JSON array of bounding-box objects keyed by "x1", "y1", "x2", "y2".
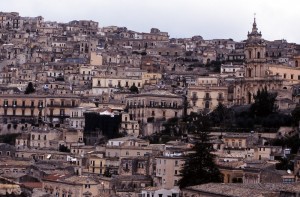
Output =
[
  {"x1": 188, "y1": 76, "x2": 228, "y2": 113},
  {"x1": 0, "y1": 94, "x2": 81, "y2": 128},
  {"x1": 126, "y1": 90, "x2": 184, "y2": 135},
  {"x1": 43, "y1": 174, "x2": 101, "y2": 197},
  {"x1": 237, "y1": 18, "x2": 283, "y2": 104},
  {"x1": 154, "y1": 155, "x2": 185, "y2": 189}
]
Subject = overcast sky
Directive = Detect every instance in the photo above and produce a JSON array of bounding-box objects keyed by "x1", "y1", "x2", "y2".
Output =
[{"x1": 2, "y1": 0, "x2": 300, "y2": 43}]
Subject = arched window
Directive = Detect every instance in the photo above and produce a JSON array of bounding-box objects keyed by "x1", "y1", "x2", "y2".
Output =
[
  {"x1": 205, "y1": 101, "x2": 210, "y2": 109},
  {"x1": 248, "y1": 51, "x2": 252, "y2": 59},
  {"x1": 257, "y1": 52, "x2": 260, "y2": 59},
  {"x1": 248, "y1": 68, "x2": 252, "y2": 77}
]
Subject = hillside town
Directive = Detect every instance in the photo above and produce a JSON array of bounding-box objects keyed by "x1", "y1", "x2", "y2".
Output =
[{"x1": 1, "y1": 11, "x2": 300, "y2": 197}]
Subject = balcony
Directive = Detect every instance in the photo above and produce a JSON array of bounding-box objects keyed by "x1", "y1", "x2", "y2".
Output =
[
  {"x1": 48, "y1": 114, "x2": 70, "y2": 118},
  {"x1": 2, "y1": 105, "x2": 39, "y2": 108},
  {"x1": 191, "y1": 95, "x2": 198, "y2": 101},
  {"x1": 47, "y1": 103, "x2": 74, "y2": 108},
  {"x1": 127, "y1": 104, "x2": 145, "y2": 108},
  {"x1": 203, "y1": 96, "x2": 212, "y2": 101},
  {"x1": 145, "y1": 105, "x2": 183, "y2": 109},
  {"x1": 217, "y1": 97, "x2": 225, "y2": 102},
  {"x1": 223, "y1": 146, "x2": 245, "y2": 151}
]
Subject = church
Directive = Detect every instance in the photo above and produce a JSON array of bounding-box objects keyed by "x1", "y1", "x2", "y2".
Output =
[{"x1": 231, "y1": 17, "x2": 283, "y2": 105}]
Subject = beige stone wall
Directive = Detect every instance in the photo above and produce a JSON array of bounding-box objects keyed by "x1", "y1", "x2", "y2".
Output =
[
  {"x1": 155, "y1": 157, "x2": 185, "y2": 189},
  {"x1": 188, "y1": 85, "x2": 228, "y2": 112},
  {"x1": 88, "y1": 156, "x2": 106, "y2": 174},
  {"x1": 106, "y1": 146, "x2": 152, "y2": 159},
  {"x1": 223, "y1": 137, "x2": 247, "y2": 148},
  {"x1": 268, "y1": 64, "x2": 300, "y2": 86},
  {"x1": 30, "y1": 130, "x2": 60, "y2": 148},
  {"x1": 126, "y1": 95, "x2": 183, "y2": 123},
  {"x1": 92, "y1": 77, "x2": 143, "y2": 89},
  {"x1": 90, "y1": 52, "x2": 103, "y2": 65}
]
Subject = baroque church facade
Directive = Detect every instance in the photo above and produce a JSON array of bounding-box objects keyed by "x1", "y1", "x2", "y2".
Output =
[{"x1": 231, "y1": 18, "x2": 282, "y2": 105}]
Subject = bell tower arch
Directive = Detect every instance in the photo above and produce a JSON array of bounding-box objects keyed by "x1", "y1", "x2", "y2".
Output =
[{"x1": 245, "y1": 17, "x2": 267, "y2": 78}]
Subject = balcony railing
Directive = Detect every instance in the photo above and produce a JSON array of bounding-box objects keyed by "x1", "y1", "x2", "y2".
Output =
[
  {"x1": 191, "y1": 95, "x2": 198, "y2": 100},
  {"x1": 203, "y1": 96, "x2": 212, "y2": 101},
  {"x1": 2, "y1": 105, "x2": 40, "y2": 108},
  {"x1": 223, "y1": 146, "x2": 246, "y2": 151},
  {"x1": 217, "y1": 97, "x2": 225, "y2": 101},
  {"x1": 127, "y1": 104, "x2": 145, "y2": 108},
  {"x1": 47, "y1": 103, "x2": 74, "y2": 107},
  {"x1": 145, "y1": 105, "x2": 183, "y2": 109},
  {"x1": 48, "y1": 114, "x2": 70, "y2": 118}
]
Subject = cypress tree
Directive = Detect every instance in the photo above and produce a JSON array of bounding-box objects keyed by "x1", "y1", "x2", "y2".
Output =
[
  {"x1": 178, "y1": 113, "x2": 222, "y2": 189},
  {"x1": 24, "y1": 82, "x2": 35, "y2": 94}
]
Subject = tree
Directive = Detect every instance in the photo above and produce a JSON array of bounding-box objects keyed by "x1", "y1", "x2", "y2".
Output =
[
  {"x1": 59, "y1": 144, "x2": 70, "y2": 152},
  {"x1": 184, "y1": 112, "x2": 211, "y2": 134},
  {"x1": 24, "y1": 82, "x2": 35, "y2": 94},
  {"x1": 250, "y1": 87, "x2": 277, "y2": 117},
  {"x1": 210, "y1": 103, "x2": 230, "y2": 127},
  {"x1": 178, "y1": 113, "x2": 222, "y2": 189},
  {"x1": 292, "y1": 104, "x2": 300, "y2": 126},
  {"x1": 129, "y1": 84, "x2": 139, "y2": 94}
]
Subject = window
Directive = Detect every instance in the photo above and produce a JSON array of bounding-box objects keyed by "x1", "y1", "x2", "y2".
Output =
[
  {"x1": 218, "y1": 93, "x2": 223, "y2": 99},
  {"x1": 151, "y1": 111, "x2": 155, "y2": 116},
  {"x1": 174, "y1": 180, "x2": 178, "y2": 186},
  {"x1": 150, "y1": 101, "x2": 154, "y2": 107},
  {"x1": 175, "y1": 170, "x2": 178, "y2": 175},
  {"x1": 205, "y1": 101, "x2": 210, "y2": 109},
  {"x1": 60, "y1": 109, "x2": 65, "y2": 116},
  {"x1": 38, "y1": 100, "x2": 43, "y2": 107},
  {"x1": 291, "y1": 74, "x2": 294, "y2": 80},
  {"x1": 205, "y1": 92, "x2": 210, "y2": 99}
]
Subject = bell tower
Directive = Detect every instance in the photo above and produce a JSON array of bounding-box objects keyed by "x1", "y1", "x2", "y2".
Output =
[{"x1": 245, "y1": 16, "x2": 267, "y2": 78}]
